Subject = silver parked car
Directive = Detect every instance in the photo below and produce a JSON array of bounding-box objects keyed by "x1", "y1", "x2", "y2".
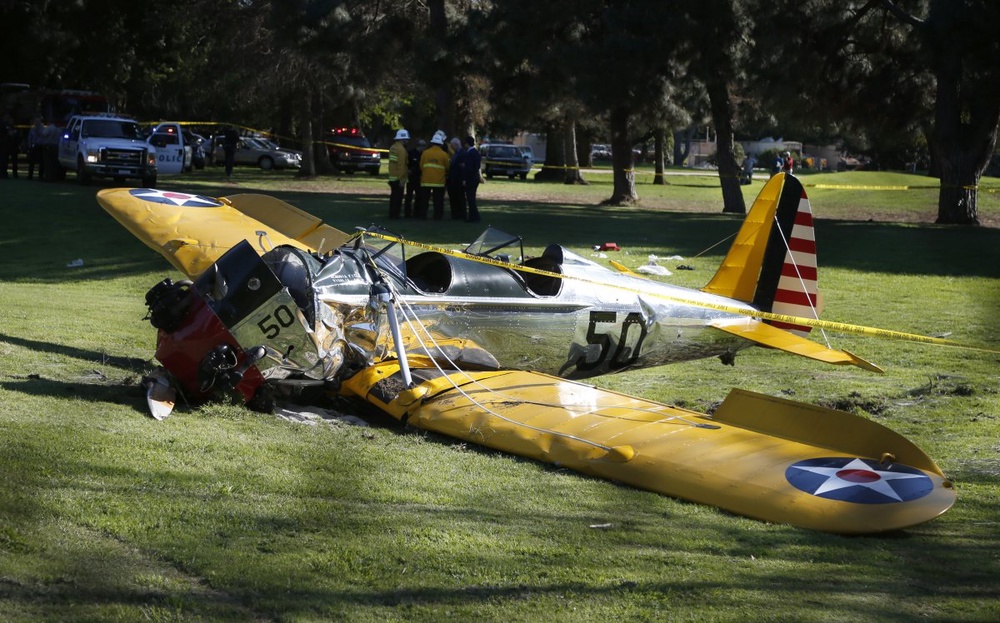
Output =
[{"x1": 212, "y1": 136, "x2": 302, "y2": 170}]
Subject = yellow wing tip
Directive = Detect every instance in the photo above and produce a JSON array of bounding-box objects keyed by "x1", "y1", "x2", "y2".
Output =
[
  {"x1": 843, "y1": 350, "x2": 884, "y2": 374},
  {"x1": 711, "y1": 319, "x2": 883, "y2": 373}
]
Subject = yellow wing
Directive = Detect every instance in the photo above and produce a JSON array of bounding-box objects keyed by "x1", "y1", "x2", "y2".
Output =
[
  {"x1": 340, "y1": 360, "x2": 954, "y2": 534},
  {"x1": 97, "y1": 188, "x2": 350, "y2": 277}
]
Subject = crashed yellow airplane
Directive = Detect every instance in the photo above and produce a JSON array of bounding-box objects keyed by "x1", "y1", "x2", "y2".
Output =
[{"x1": 97, "y1": 173, "x2": 956, "y2": 534}]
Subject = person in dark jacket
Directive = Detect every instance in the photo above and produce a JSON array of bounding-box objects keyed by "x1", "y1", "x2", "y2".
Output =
[
  {"x1": 222, "y1": 125, "x2": 239, "y2": 178},
  {"x1": 463, "y1": 136, "x2": 482, "y2": 223},
  {"x1": 404, "y1": 139, "x2": 425, "y2": 218}
]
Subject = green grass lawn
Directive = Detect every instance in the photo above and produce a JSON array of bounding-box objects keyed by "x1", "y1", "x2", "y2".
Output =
[{"x1": 1, "y1": 167, "x2": 998, "y2": 622}]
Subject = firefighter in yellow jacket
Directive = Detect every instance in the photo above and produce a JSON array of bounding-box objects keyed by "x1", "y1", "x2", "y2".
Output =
[
  {"x1": 417, "y1": 130, "x2": 450, "y2": 220},
  {"x1": 387, "y1": 129, "x2": 410, "y2": 219}
]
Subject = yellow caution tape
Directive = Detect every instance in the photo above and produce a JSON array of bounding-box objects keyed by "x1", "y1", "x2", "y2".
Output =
[
  {"x1": 360, "y1": 230, "x2": 1000, "y2": 356},
  {"x1": 809, "y1": 184, "x2": 923, "y2": 191},
  {"x1": 319, "y1": 139, "x2": 388, "y2": 155},
  {"x1": 807, "y1": 182, "x2": 992, "y2": 191}
]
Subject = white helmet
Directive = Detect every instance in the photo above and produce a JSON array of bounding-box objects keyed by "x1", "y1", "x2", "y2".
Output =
[
  {"x1": 430, "y1": 130, "x2": 446, "y2": 145},
  {"x1": 394, "y1": 129, "x2": 410, "y2": 141}
]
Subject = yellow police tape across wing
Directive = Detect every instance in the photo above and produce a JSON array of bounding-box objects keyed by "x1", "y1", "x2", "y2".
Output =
[{"x1": 361, "y1": 230, "x2": 1000, "y2": 356}]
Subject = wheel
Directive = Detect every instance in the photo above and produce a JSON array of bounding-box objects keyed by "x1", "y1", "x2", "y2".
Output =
[
  {"x1": 508, "y1": 174, "x2": 516, "y2": 180},
  {"x1": 367, "y1": 168, "x2": 379, "y2": 176},
  {"x1": 141, "y1": 175, "x2": 157, "y2": 188},
  {"x1": 485, "y1": 170, "x2": 494, "y2": 180},
  {"x1": 519, "y1": 172, "x2": 528, "y2": 180},
  {"x1": 259, "y1": 156, "x2": 274, "y2": 171},
  {"x1": 76, "y1": 157, "x2": 91, "y2": 185}
]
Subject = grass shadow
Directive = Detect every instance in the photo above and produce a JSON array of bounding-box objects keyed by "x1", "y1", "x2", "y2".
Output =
[
  {"x1": 5, "y1": 175, "x2": 998, "y2": 284},
  {"x1": 0, "y1": 332, "x2": 151, "y2": 372}
]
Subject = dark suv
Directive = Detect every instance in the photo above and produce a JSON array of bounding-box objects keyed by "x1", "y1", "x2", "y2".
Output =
[
  {"x1": 326, "y1": 127, "x2": 381, "y2": 175},
  {"x1": 480, "y1": 143, "x2": 532, "y2": 180}
]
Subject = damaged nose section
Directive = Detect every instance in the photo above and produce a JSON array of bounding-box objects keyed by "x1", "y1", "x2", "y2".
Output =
[
  {"x1": 197, "y1": 343, "x2": 238, "y2": 392},
  {"x1": 145, "y1": 278, "x2": 194, "y2": 333},
  {"x1": 198, "y1": 344, "x2": 267, "y2": 393},
  {"x1": 144, "y1": 241, "x2": 351, "y2": 414}
]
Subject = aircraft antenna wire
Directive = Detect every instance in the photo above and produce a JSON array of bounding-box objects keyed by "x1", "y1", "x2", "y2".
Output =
[{"x1": 688, "y1": 231, "x2": 737, "y2": 261}]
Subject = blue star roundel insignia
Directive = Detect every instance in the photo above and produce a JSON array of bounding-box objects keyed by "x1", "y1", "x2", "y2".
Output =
[
  {"x1": 785, "y1": 457, "x2": 933, "y2": 504},
  {"x1": 129, "y1": 188, "x2": 222, "y2": 207}
]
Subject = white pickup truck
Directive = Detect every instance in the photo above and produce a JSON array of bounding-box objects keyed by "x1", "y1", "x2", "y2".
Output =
[{"x1": 58, "y1": 114, "x2": 158, "y2": 187}]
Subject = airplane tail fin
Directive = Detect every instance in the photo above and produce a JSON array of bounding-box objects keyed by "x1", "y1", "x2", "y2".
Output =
[{"x1": 702, "y1": 173, "x2": 819, "y2": 334}]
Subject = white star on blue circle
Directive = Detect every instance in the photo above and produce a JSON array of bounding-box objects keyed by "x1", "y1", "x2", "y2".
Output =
[
  {"x1": 129, "y1": 188, "x2": 222, "y2": 207},
  {"x1": 786, "y1": 457, "x2": 933, "y2": 504}
]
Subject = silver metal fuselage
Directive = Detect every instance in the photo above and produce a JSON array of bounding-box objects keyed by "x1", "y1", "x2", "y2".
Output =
[{"x1": 308, "y1": 245, "x2": 755, "y2": 379}]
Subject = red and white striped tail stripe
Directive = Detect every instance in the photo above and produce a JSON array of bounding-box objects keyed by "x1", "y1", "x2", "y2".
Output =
[{"x1": 769, "y1": 190, "x2": 819, "y2": 334}]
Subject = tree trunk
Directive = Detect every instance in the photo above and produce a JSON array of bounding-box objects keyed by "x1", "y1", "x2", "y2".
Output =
[
  {"x1": 312, "y1": 89, "x2": 333, "y2": 175},
  {"x1": 577, "y1": 130, "x2": 593, "y2": 168},
  {"x1": 606, "y1": 106, "x2": 638, "y2": 205},
  {"x1": 429, "y1": 0, "x2": 454, "y2": 134},
  {"x1": 935, "y1": 163, "x2": 979, "y2": 224},
  {"x1": 535, "y1": 124, "x2": 565, "y2": 181},
  {"x1": 277, "y1": 95, "x2": 294, "y2": 150},
  {"x1": 929, "y1": 48, "x2": 998, "y2": 225},
  {"x1": 297, "y1": 91, "x2": 316, "y2": 178},
  {"x1": 673, "y1": 125, "x2": 694, "y2": 166},
  {"x1": 299, "y1": 118, "x2": 316, "y2": 178},
  {"x1": 653, "y1": 128, "x2": 666, "y2": 185},
  {"x1": 706, "y1": 78, "x2": 746, "y2": 214},
  {"x1": 563, "y1": 117, "x2": 586, "y2": 184}
]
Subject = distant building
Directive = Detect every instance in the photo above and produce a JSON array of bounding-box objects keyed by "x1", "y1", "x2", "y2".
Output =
[
  {"x1": 740, "y1": 137, "x2": 803, "y2": 159},
  {"x1": 513, "y1": 132, "x2": 546, "y2": 162}
]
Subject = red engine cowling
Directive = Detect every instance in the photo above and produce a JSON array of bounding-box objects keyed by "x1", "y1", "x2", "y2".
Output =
[{"x1": 153, "y1": 292, "x2": 265, "y2": 404}]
